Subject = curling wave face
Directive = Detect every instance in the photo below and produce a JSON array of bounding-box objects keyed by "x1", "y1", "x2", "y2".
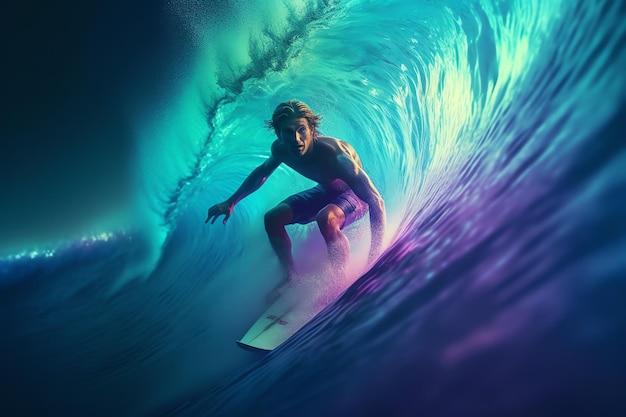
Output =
[{"x1": 1, "y1": 0, "x2": 625, "y2": 416}]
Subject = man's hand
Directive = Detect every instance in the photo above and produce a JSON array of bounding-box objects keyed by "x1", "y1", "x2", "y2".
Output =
[{"x1": 206, "y1": 201, "x2": 233, "y2": 225}]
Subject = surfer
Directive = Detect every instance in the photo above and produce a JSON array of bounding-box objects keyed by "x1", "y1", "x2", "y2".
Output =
[{"x1": 206, "y1": 100, "x2": 385, "y2": 299}]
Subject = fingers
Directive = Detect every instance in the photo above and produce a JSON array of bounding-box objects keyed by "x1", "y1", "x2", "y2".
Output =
[
  {"x1": 206, "y1": 204, "x2": 231, "y2": 225},
  {"x1": 206, "y1": 205, "x2": 220, "y2": 223},
  {"x1": 205, "y1": 210, "x2": 226, "y2": 225}
]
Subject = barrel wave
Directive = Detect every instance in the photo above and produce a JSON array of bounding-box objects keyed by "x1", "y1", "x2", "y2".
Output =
[{"x1": 1, "y1": 0, "x2": 625, "y2": 416}]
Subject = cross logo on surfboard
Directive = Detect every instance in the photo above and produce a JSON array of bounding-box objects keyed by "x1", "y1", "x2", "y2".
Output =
[{"x1": 236, "y1": 285, "x2": 313, "y2": 352}]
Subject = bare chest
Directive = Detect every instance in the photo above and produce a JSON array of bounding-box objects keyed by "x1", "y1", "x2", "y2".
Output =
[
  {"x1": 283, "y1": 158, "x2": 339, "y2": 185},
  {"x1": 275, "y1": 136, "x2": 360, "y2": 185}
]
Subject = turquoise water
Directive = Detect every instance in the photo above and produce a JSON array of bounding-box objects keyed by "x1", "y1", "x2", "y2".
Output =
[{"x1": 1, "y1": 0, "x2": 625, "y2": 416}]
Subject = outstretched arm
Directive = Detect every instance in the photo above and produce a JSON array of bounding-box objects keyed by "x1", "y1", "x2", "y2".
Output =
[
  {"x1": 338, "y1": 155, "x2": 386, "y2": 264},
  {"x1": 206, "y1": 153, "x2": 281, "y2": 224}
]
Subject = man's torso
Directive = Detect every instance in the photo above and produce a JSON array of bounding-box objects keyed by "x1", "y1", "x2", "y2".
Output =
[{"x1": 272, "y1": 136, "x2": 363, "y2": 186}]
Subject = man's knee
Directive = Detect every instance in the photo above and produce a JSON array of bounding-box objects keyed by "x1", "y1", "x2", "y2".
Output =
[
  {"x1": 265, "y1": 204, "x2": 293, "y2": 234},
  {"x1": 264, "y1": 210, "x2": 280, "y2": 234},
  {"x1": 316, "y1": 206, "x2": 344, "y2": 238}
]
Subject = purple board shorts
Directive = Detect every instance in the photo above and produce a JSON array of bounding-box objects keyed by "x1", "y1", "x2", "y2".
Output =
[{"x1": 281, "y1": 183, "x2": 369, "y2": 228}]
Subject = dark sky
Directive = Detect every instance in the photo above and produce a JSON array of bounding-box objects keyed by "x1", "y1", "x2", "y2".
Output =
[{"x1": 1, "y1": 0, "x2": 185, "y2": 251}]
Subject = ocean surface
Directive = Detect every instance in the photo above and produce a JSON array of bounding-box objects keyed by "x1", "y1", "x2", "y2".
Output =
[{"x1": 1, "y1": 0, "x2": 625, "y2": 416}]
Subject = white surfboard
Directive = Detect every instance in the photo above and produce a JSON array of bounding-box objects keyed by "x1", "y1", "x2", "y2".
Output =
[{"x1": 236, "y1": 284, "x2": 323, "y2": 352}]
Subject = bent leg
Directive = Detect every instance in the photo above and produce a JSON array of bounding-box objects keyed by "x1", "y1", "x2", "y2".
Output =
[
  {"x1": 316, "y1": 204, "x2": 349, "y2": 275},
  {"x1": 264, "y1": 203, "x2": 296, "y2": 280}
]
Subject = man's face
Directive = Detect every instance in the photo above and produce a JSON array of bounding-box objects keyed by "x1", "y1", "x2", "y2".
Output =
[{"x1": 278, "y1": 117, "x2": 314, "y2": 157}]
